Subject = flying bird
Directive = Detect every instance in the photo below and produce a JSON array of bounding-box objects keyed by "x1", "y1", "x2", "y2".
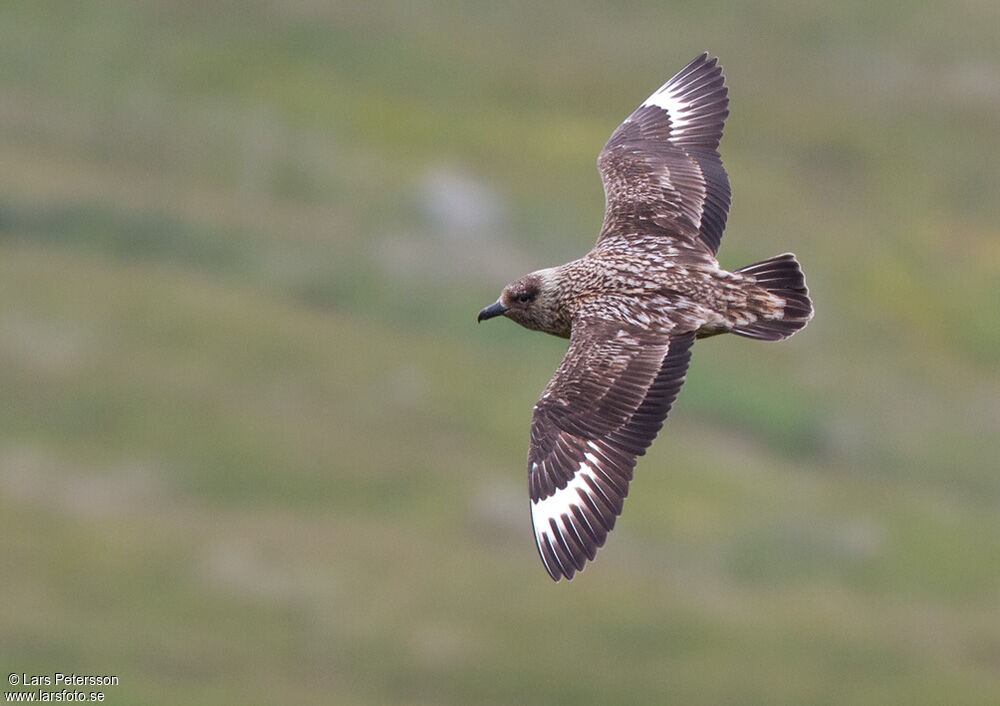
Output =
[{"x1": 478, "y1": 53, "x2": 813, "y2": 581}]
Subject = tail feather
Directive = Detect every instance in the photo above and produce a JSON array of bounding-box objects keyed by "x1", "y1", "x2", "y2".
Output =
[{"x1": 733, "y1": 253, "x2": 813, "y2": 341}]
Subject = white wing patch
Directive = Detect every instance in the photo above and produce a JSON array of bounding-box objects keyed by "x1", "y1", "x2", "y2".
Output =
[
  {"x1": 641, "y1": 79, "x2": 698, "y2": 134},
  {"x1": 531, "y1": 461, "x2": 601, "y2": 577}
]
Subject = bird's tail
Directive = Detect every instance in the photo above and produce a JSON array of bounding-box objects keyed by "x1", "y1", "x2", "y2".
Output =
[{"x1": 732, "y1": 253, "x2": 813, "y2": 341}]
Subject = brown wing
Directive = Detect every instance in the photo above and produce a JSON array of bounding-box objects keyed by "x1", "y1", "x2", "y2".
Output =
[
  {"x1": 596, "y1": 53, "x2": 730, "y2": 256},
  {"x1": 528, "y1": 321, "x2": 695, "y2": 581}
]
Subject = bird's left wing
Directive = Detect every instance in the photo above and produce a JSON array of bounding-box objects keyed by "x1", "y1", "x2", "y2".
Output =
[
  {"x1": 528, "y1": 320, "x2": 695, "y2": 581},
  {"x1": 596, "y1": 53, "x2": 730, "y2": 256}
]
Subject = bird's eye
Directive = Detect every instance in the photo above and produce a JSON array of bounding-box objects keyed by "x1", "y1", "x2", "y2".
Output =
[{"x1": 518, "y1": 293, "x2": 532, "y2": 303}]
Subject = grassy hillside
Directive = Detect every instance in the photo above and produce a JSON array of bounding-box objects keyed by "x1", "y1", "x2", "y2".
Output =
[{"x1": 2, "y1": 1, "x2": 998, "y2": 703}]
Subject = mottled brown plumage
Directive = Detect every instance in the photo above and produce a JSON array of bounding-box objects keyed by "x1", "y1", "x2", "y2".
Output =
[{"x1": 478, "y1": 53, "x2": 813, "y2": 581}]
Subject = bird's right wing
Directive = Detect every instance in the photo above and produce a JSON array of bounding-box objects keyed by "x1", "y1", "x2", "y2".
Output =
[
  {"x1": 596, "y1": 53, "x2": 730, "y2": 257},
  {"x1": 527, "y1": 320, "x2": 695, "y2": 581}
]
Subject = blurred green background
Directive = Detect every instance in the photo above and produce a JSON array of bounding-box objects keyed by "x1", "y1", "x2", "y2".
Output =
[{"x1": 2, "y1": 1, "x2": 998, "y2": 703}]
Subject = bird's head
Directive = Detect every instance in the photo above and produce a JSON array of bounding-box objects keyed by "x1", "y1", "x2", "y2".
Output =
[{"x1": 477, "y1": 269, "x2": 568, "y2": 336}]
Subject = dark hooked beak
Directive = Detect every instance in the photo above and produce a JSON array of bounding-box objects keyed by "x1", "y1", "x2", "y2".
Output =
[{"x1": 477, "y1": 300, "x2": 506, "y2": 323}]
